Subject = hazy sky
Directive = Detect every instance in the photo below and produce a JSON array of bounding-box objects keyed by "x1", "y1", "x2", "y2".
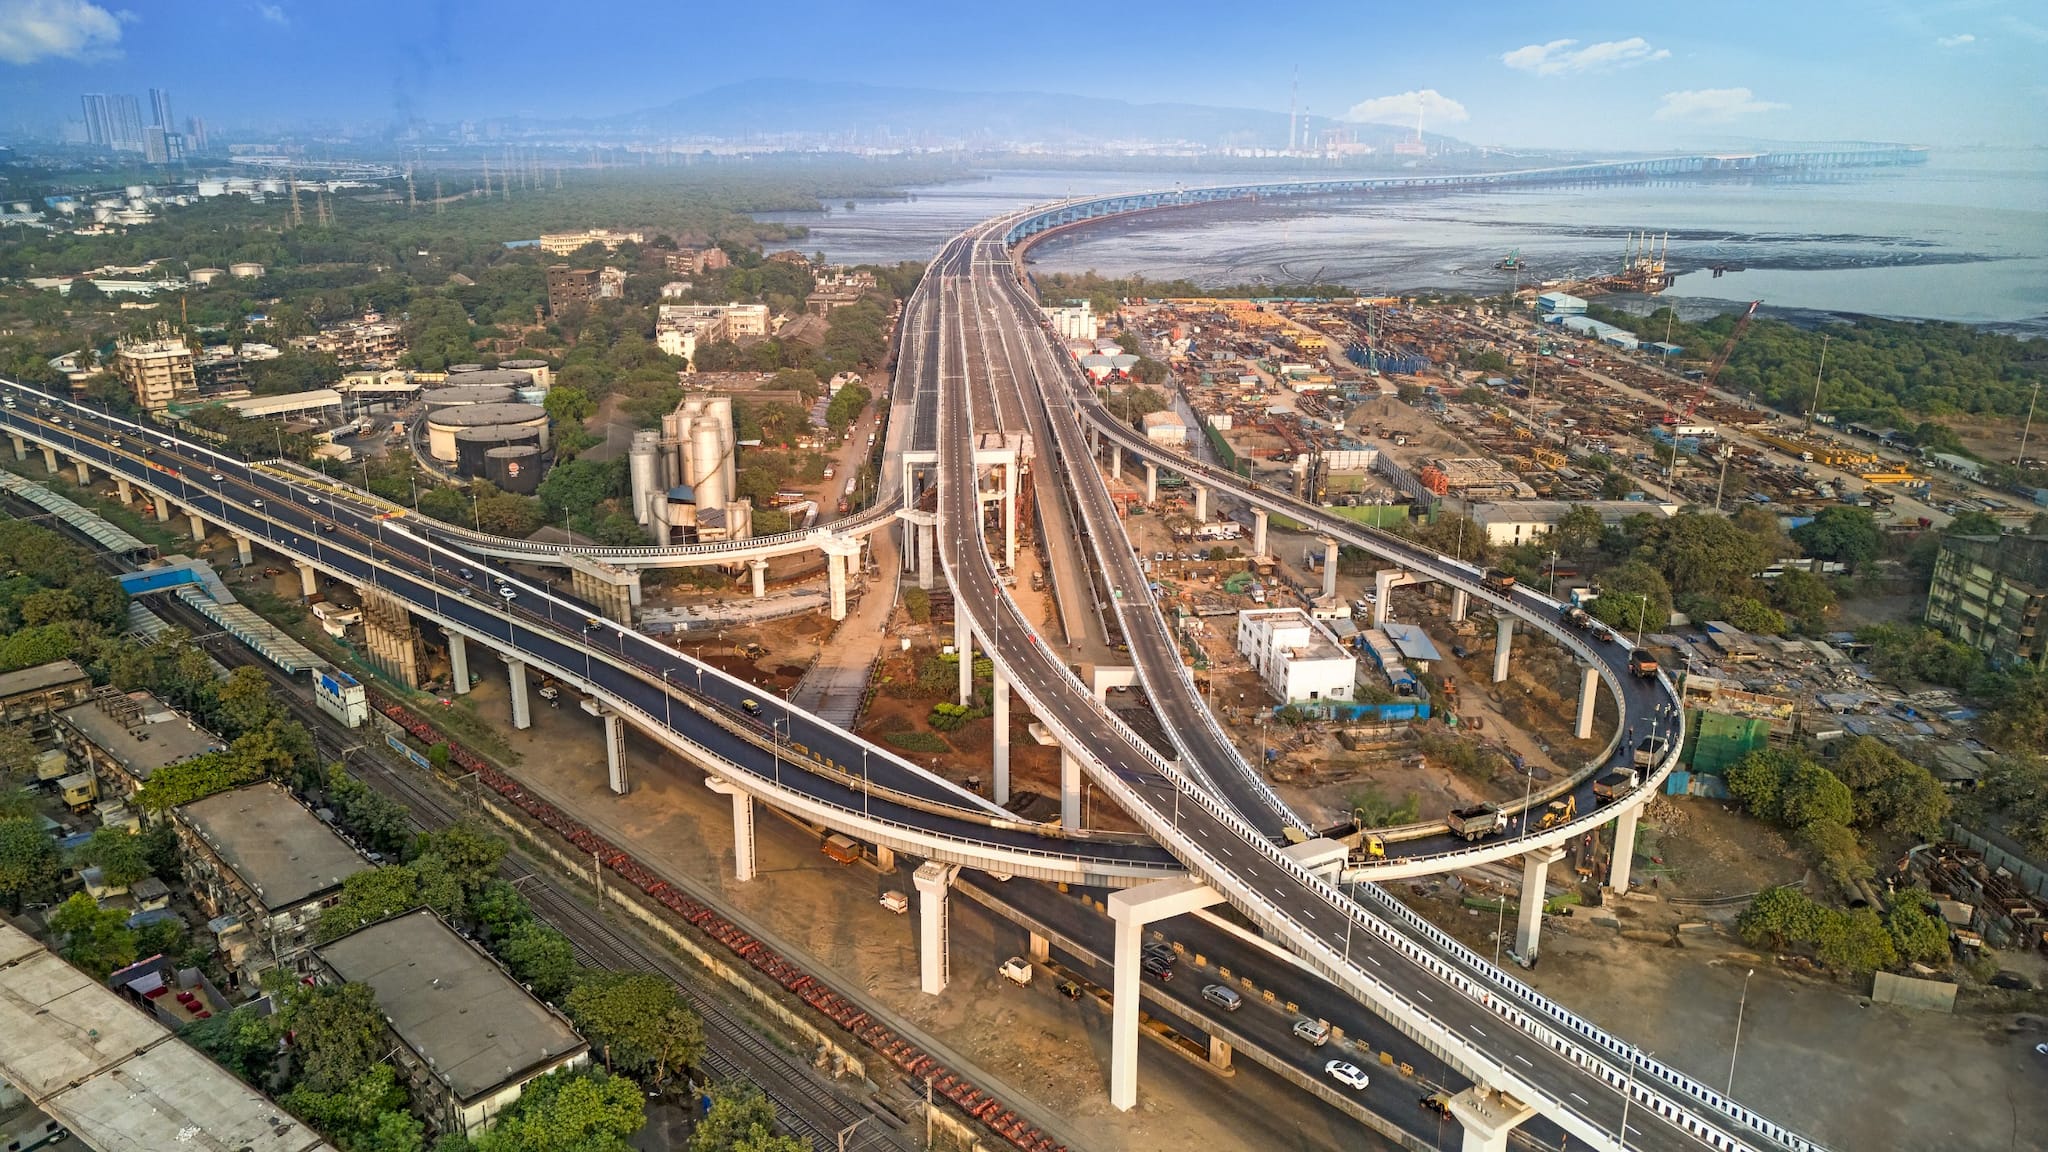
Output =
[{"x1": 0, "y1": 0, "x2": 2041, "y2": 148}]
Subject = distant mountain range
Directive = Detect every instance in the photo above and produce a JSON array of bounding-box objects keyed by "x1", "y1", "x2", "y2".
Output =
[{"x1": 591, "y1": 79, "x2": 1448, "y2": 150}]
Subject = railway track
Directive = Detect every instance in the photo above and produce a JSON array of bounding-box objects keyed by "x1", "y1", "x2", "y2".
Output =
[{"x1": 8, "y1": 484, "x2": 918, "y2": 1152}]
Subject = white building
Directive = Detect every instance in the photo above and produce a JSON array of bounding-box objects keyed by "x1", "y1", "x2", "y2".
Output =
[
  {"x1": 1467, "y1": 499, "x2": 1678, "y2": 547},
  {"x1": 1236, "y1": 608, "x2": 1357, "y2": 704}
]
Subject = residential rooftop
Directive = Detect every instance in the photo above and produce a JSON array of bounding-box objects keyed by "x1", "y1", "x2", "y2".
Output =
[
  {"x1": 317, "y1": 909, "x2": 587, "y2": 1103},
  {"x1": 177, "y1": 781, "x2": 371, "y2": 910}
]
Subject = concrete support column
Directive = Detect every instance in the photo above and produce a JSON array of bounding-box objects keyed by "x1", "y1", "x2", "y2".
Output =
[
  {"x1": 295, "y1": 562, "x2": 318, "y2": 598},
  {"x1": 39, "y1": 446, "x2": 57, "y2": 474},
  {"x1": 1207, "y1": 1035, "x2": 1233, "y2": 1071},
  {"x1": 603, "y1": 711, "x2": 628, "y2": 795},
  {"x1": 1493, "y1": 616, "x2": 1515, "y2": 684},
  {"x1": 749, "y1": 558, "x2": 767, "y2": 600},
  {"x1": 1515, "y1": 847, "x2": 1566, "y2": 963},
  {"x1": 1027, "y1": 931, "x2": 1050, "y2": 964},
  {"x1": 912, "y1": 861, "x2": 958, "y2": 996},
  {"x1": 7, "y1": 434, "x2": 22, "y2": 461},
  {"x1": 1320, "y1": 537, "x2": 1340, "y2": 601},
  {"x1": 506, "y1": 658, "x2": 531, "y2": 730},
  {"x1": 1002, "y1": 461, "x2": 1018, "y2": 571},
  {"x1": 74, "y1": 460, "x2": 90, "y2": 485},
  {"x1": 1144, "y1": 462, "x2": 1157, "y2": 504},
  {"x1": 1106, "y1": 877, "x2": 1226, "y2": 1111},
  {"x1": 448, "y1": 633, "x2": 470, "y2": 695},
  {"x1": 1445, "y1": 1088, "x2": 1536, "y2": 1152},
  {"x1": 187, "y1": 512, "x2": 206, "y2": 543},
  {"x1": 1193, "y1": 484, "x2": 1209, "y2": 523},
  {"x1": 991, "y1": 668, "x2": 1010, "y2": 804},
  {"x1": 1575, "y1": 665, "x2": 1599, "y2": 740},
  {"x1": 1060, "y1": 747, "x2": 1083, "y2": 832},
  {"x1": 1110, "y1": 443, "x2": 1121, "y2": 479},
  {"x1": 705, "y1": 778, "x2": 756, "y2": 882},
  {"x1": 954, "y1": 613, "x2": 973, "y2": 705},
  {"x1": 1252, "y1": 509, "x2": 1268, "y2": 558},
  {"x1": 1609, "y1": 804, "x2": 1642, "y2": 892},
  {"x1": 234, "y1": 536, "x2": 252, "y2": 567},
  {"x1": 114, "y1": 477, "x2": 131, "y2": 504},
  {"x1": 1451, "y1": 588, "x2": 1470, "y2": 623},
  {"x1": 917, "y1": 523, "x2": 934, "y2": 591}
]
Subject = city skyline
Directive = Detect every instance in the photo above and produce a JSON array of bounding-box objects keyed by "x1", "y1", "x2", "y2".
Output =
[{"x1": 0, "y1": 0, "x2": 2040, "y2": 150}]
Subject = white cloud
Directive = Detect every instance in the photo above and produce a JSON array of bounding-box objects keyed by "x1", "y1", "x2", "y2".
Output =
[
  {"x1": 254, "y1": 2, "x2": 286, "y2": 24},
  {"x1": 1936, "y1": 32, "x2": 1976, "y2": 48},
  {"x1": 1652, "y1": 87, "x2": 1787, "y2": 123},
  {"x1": 1502, "y1": 37, "x2": 1670, "y2": 77},
  {"x1": 1343, "y1": 89, "x2": 1469, "y2": 127},
  {"x1": 0, "y1": 0, "x2": 124, "y2": 65}
]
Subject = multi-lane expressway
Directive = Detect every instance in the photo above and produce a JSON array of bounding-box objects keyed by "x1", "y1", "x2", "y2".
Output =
[{"x1": 927, "y1": 207, "x2": 1822, "y2": 1152}]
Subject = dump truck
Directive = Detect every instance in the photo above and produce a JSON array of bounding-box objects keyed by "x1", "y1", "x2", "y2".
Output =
[
  {"x1": 1594, "y1": 767, "x2": 1641, "y2": 803},
  {"x1": 1447, "y1": 803, "x2": 1507, "y2": 841}
]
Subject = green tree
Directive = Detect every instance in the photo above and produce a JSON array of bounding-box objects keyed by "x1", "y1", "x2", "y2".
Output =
[
  {"x1": 1791, "y1": 507, "x2": 1882, "y2": 571},
  {"x1": 503, "y1": 921, "x2": 577, "y2": 1001},
  {"x1": 475, "y1": 1068, "x2": 645, "y2": 1152},
  {"x1": 563, "y1": 971, "x2": 704, "y2": 1086},
  {"x1": 48, "y1": 891, "x2": 138, "y2": 977},
  {"x1": 0, "y1": 815, "x2": 61, "y2": 908},
  {"x1": 276, "y1": 979, "x2": 387, "y2": 1093},
  {"x1": 689, "y1": 1083, "x2": 805, "y2": 1152},
  {"x1": 71, "y1": 827, "x2": 151, "y2": 888}
]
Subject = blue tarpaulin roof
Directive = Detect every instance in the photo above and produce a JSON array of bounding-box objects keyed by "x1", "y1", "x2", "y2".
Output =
[{"x1": 1382, "y1": 622, "x2": 1443, "y2": 661}]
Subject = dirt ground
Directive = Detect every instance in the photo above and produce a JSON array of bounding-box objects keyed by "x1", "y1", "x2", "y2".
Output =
[{"x1": 459, "y1": 680, "x2": 1373, "y2": 1152}]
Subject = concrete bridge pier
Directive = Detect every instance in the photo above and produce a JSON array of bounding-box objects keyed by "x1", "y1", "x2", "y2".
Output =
[
  {"x1": 1493, "y1": 617, "x2": 1515, "y2": 684},
  {"x1": 448, "y1": 633, "x2": 470, "y2": 695},
  {"x1": 913, "y1": 861, "x2": 959, "y2": 996},
  {"x1": 704, "y1": 777, "x2": 755, "y2": 882},
  {"x1": 1575, "y1": 666, "x2": 1599, "y2": 739},
  {"x1": 991, "y1": 668, "x2": 1010, "y2": 804},
  {"x1": 1060, "y1": 747, "x2": 1083, "y2": 831},
  {"x1": 1320, "y1": 537, "x2": 1340, "y2": 600},
  {"x1": 505, "y1": 658, "x2": 531, "y2": 730},
  {"x1": 1107, "y1": 876, "x2": 1226, "y2": 1110},
  {"x1": 1192, "y1": 484, "x2": 1209, "y2": 523},
  {"x1": 1144, "y1": 462, "x2": 1157, "y2": 504},
  {"x1": 601, "y1": 710, "x2": 628, "y2": 795},
  {"x1": 234, "y1": 536, "x2": 252, "y2": 567},
  {"x1": 1445, "y1": 1087, "x2": 1536, "y2": 1152},
  {"x1": 1516, "y1": 847, "x2": 1566, "y2": 962},
  {"x1": 39, "y1": 445, "x2": 57, "y2": 474},
  {"x1": 1251, "y1": 509, "x2": 1268, "y2": 559},
  {"x1": 1609, "y1": 804, "x2": 1641, "y2": 892},
  {"x1": 1451, "y1": 588, "x2": 1469, "y2": 623},
  {"x1": 749, "y1": 558, "x2": 768, "y2": 600}
]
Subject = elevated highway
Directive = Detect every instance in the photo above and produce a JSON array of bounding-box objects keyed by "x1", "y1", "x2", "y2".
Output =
[{"x1": 927, "y1": 202, "x2": 1826, "y2": 1152}]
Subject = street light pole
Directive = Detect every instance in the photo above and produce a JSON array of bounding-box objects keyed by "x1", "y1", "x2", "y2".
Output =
[{"x1": 1726, "y1": 968, "x2": 1755, "y2": 1094}]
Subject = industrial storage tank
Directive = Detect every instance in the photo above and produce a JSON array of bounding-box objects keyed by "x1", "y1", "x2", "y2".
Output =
[
  {"x1": 499, "y1": 358, "x2": 552, "y2": 389},
  {"x1": 628, "y1": 430, "x2": 661, "y2": 524},
  {"x1": 455, "y1": 424, "x2": 543, "y2": 476},
  {"x1": 485, "y1": 445, "x2": 545, "y2": 494},
  {"x1": 421, "y1": 385, "x2": 514, "y2": 410},
  {"x1": 425, "y1": 401, "x2": 548, "y2": 464}
]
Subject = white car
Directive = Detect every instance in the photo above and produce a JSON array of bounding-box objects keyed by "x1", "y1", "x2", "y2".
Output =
[{"x1": 1324, "y1": 1060, "x2": 1369, "y2": 1091}]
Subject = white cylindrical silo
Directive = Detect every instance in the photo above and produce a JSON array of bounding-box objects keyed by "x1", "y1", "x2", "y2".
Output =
[
  {"x1": 628, "y1": 430, "x2": 660, "y2": 526},
  {"x1": 691, "y1": 418, "x2": 726, "y2": 511}
]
